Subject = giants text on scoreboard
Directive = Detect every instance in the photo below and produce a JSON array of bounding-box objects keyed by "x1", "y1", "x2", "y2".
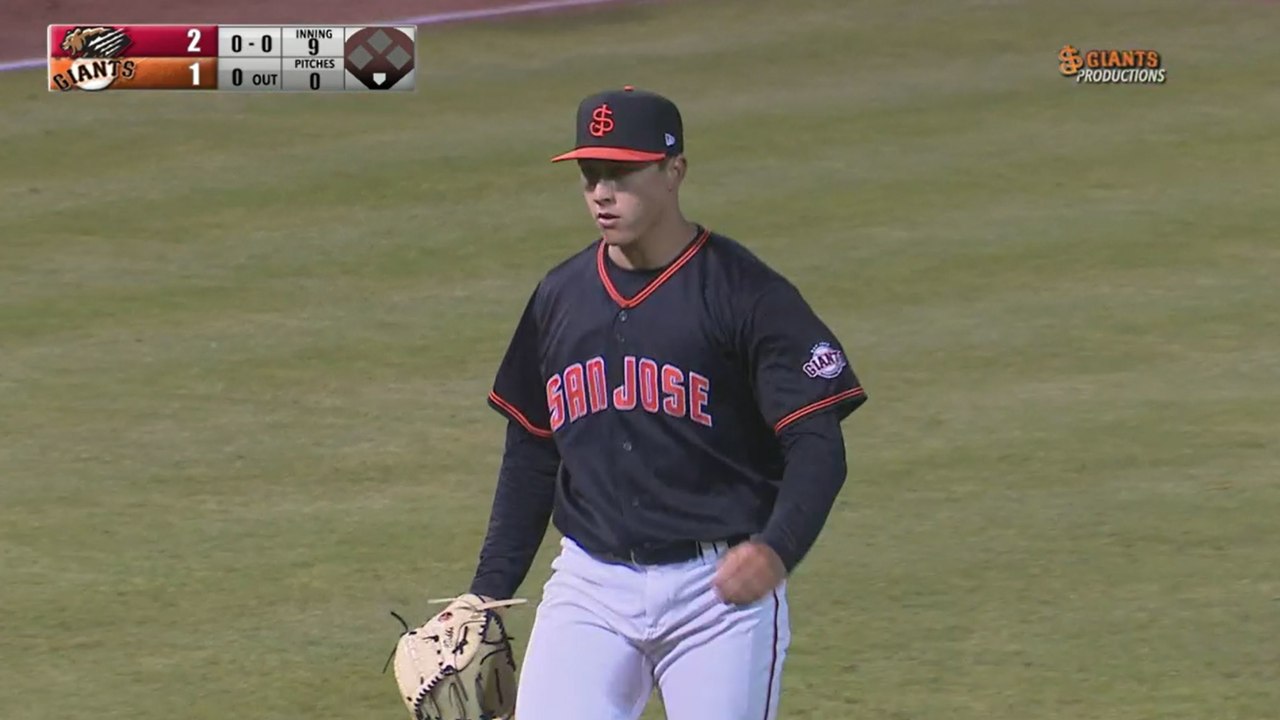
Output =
[{"x1": 47, "y1": 24, "x2": 417, "y2": 92}]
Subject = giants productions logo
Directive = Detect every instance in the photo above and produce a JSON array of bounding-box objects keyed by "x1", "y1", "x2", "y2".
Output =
[
  {"x1": 1059, "y1": 44, "x2": 1167, "y2": 85},
  {"x1": 53, "y1": 26, "x2": 136, "y2": 91},
  {"x1": 803, "y1": 342, "x2": 847, "y2": 380}
]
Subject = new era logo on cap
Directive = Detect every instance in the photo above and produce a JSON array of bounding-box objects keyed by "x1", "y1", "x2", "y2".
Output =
[{"x1": 551, "y1": 86, "x2": 684, "y2": 163}]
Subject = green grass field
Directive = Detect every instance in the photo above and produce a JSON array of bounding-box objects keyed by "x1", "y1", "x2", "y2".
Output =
[{"x1": 2, "y1": 1, "x2": 1279, "y2": 718}]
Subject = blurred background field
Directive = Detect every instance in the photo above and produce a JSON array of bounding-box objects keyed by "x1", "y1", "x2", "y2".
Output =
[{"x1": 1, "y1": 1, "x2": 1278, "y2": 718}]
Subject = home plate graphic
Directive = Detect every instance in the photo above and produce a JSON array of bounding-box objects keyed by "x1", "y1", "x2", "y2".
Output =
[{"x1": 344, "y1": 27, "x2": 415, "y2": 90}]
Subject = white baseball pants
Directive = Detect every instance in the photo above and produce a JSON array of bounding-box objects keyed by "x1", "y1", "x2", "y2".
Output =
[{"x1": 514, "y1": 536, "x2": 790, "y2": 719}]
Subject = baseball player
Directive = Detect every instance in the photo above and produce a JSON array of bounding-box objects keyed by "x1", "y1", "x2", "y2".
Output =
[{"x1": 469, "y1": 86, "x2": 868, "y2": 719}]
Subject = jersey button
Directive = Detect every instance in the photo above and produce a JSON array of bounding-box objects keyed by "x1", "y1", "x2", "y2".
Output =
[
  {"x1": 621, "y1": 440, "x2": 633, "y2": 452},
  {"x1": 616, "y1": 332, "x2": 626, "y2": 343},
  {"x1": 619, "y1": 310, "x2": 628, "y2": 322}
]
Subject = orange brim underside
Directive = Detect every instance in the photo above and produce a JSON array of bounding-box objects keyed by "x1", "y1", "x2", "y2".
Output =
[{"x1": 550, "y1": 147, "x2": 667, "y2": 163}]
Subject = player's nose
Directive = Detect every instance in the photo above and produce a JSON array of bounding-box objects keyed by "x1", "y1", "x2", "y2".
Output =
[{"x1": 589, "y1": 179, "x2": 616, "y2": 203}]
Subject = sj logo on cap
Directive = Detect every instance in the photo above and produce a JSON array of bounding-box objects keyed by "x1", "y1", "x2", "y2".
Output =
[{"x1": 589, "y1": 103, "x2": 615, "y2": 137}]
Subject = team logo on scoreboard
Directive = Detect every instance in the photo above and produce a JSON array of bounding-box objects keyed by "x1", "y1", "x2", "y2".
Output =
[
  {"x1": 53, "y1": 27, "x2": 136, "y2": 91},
  {"x1": 344, "y1": 27, "x2": 415, "y2": 90},
  {"x1": 60, "y1": 27, "x2": 132, "y2": 59}
]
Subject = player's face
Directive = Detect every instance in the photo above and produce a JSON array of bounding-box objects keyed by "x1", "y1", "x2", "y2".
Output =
[{"x1": 578, "y1": 159, "x2": 678, "y2": 246}]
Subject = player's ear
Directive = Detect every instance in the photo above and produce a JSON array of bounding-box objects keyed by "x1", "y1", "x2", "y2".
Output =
[{"x1": 665, "y1": 155, "x2": 687, "y2": 190}]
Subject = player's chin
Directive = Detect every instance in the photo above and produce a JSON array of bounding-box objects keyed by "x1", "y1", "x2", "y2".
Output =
[{"x1": 599, "y1": 227, "x2": 639, "y2": 246}]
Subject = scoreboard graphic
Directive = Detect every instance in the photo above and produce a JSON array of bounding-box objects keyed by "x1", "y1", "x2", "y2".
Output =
[{"x1": 47, "y1": 24, "x2": 417, "y2": 92}]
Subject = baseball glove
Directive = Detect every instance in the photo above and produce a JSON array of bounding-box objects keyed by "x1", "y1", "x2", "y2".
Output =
[{"x1": 387, "y1": 594, "x2": 527, "y2": 720}]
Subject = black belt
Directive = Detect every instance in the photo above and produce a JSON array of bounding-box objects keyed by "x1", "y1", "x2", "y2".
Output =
[{"x1": 598, "y1": 535, "x2": 750, "y2": 566}]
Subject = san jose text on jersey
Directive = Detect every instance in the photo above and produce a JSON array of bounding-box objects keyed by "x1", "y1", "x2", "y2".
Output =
[
  {"x1": 486, "y1": 226, "x2": 868, "y2": 554},
  {"x1": 547, "y1": 355, "x2": 713, "y2": 430}
]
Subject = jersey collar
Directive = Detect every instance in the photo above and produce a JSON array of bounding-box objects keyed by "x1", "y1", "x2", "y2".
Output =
[{"x1": 596, "y1": 226, "x2": 710, "y2": 309}]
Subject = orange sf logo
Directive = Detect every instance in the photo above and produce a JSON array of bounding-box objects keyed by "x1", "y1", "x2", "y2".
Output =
[
  {"x1": 589, "y1": 103, "x2": 614, "y2": 137},
  {"x1": 1058, "y1": 45, "x2": 1083, "y2": 76}
]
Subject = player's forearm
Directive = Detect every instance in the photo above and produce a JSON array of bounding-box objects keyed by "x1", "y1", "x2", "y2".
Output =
[
  {"x1": 469, "y1": 422, "x2": 559, "y2": 600},
  {"x1": 758, "y1": 413, "x2": 848, "y2": 573}
]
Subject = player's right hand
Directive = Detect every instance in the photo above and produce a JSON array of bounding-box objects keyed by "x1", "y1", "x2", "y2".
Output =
[{"x1": 712, "y1": 541, "x2": 786, "y2": 605}]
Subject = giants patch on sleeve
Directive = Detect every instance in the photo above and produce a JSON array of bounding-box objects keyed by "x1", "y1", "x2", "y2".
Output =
[
  {"x1": 742, "y1": 280, "x2": 867, "y2": 433},
  {"x1": 802, "y1": 342, "x2": 847, "y2": 379}
]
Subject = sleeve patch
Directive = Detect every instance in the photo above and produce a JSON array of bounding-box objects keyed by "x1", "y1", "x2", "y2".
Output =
[{"x1": 802, "y1": 342, "x2": 847, "y2": 380}]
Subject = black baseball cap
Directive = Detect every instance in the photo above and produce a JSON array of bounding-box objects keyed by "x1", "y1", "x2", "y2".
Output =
[{"x1": 551, "y1": 86, "x2": 684, "y2": 163}]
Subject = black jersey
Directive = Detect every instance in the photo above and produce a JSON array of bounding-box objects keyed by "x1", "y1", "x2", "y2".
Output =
[{"x1": 487, "y1": 226, "x2": 867, "y2": 558}]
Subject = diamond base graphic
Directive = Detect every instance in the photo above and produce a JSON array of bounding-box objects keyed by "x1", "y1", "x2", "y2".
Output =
[{"x1": 343, "y1": 26, "x2": 415, "y2": 91}]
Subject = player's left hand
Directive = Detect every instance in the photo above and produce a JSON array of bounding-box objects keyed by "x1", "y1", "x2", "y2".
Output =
[{"x1": 713, "y1": 541, "x2": 787, "y2": 605}]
